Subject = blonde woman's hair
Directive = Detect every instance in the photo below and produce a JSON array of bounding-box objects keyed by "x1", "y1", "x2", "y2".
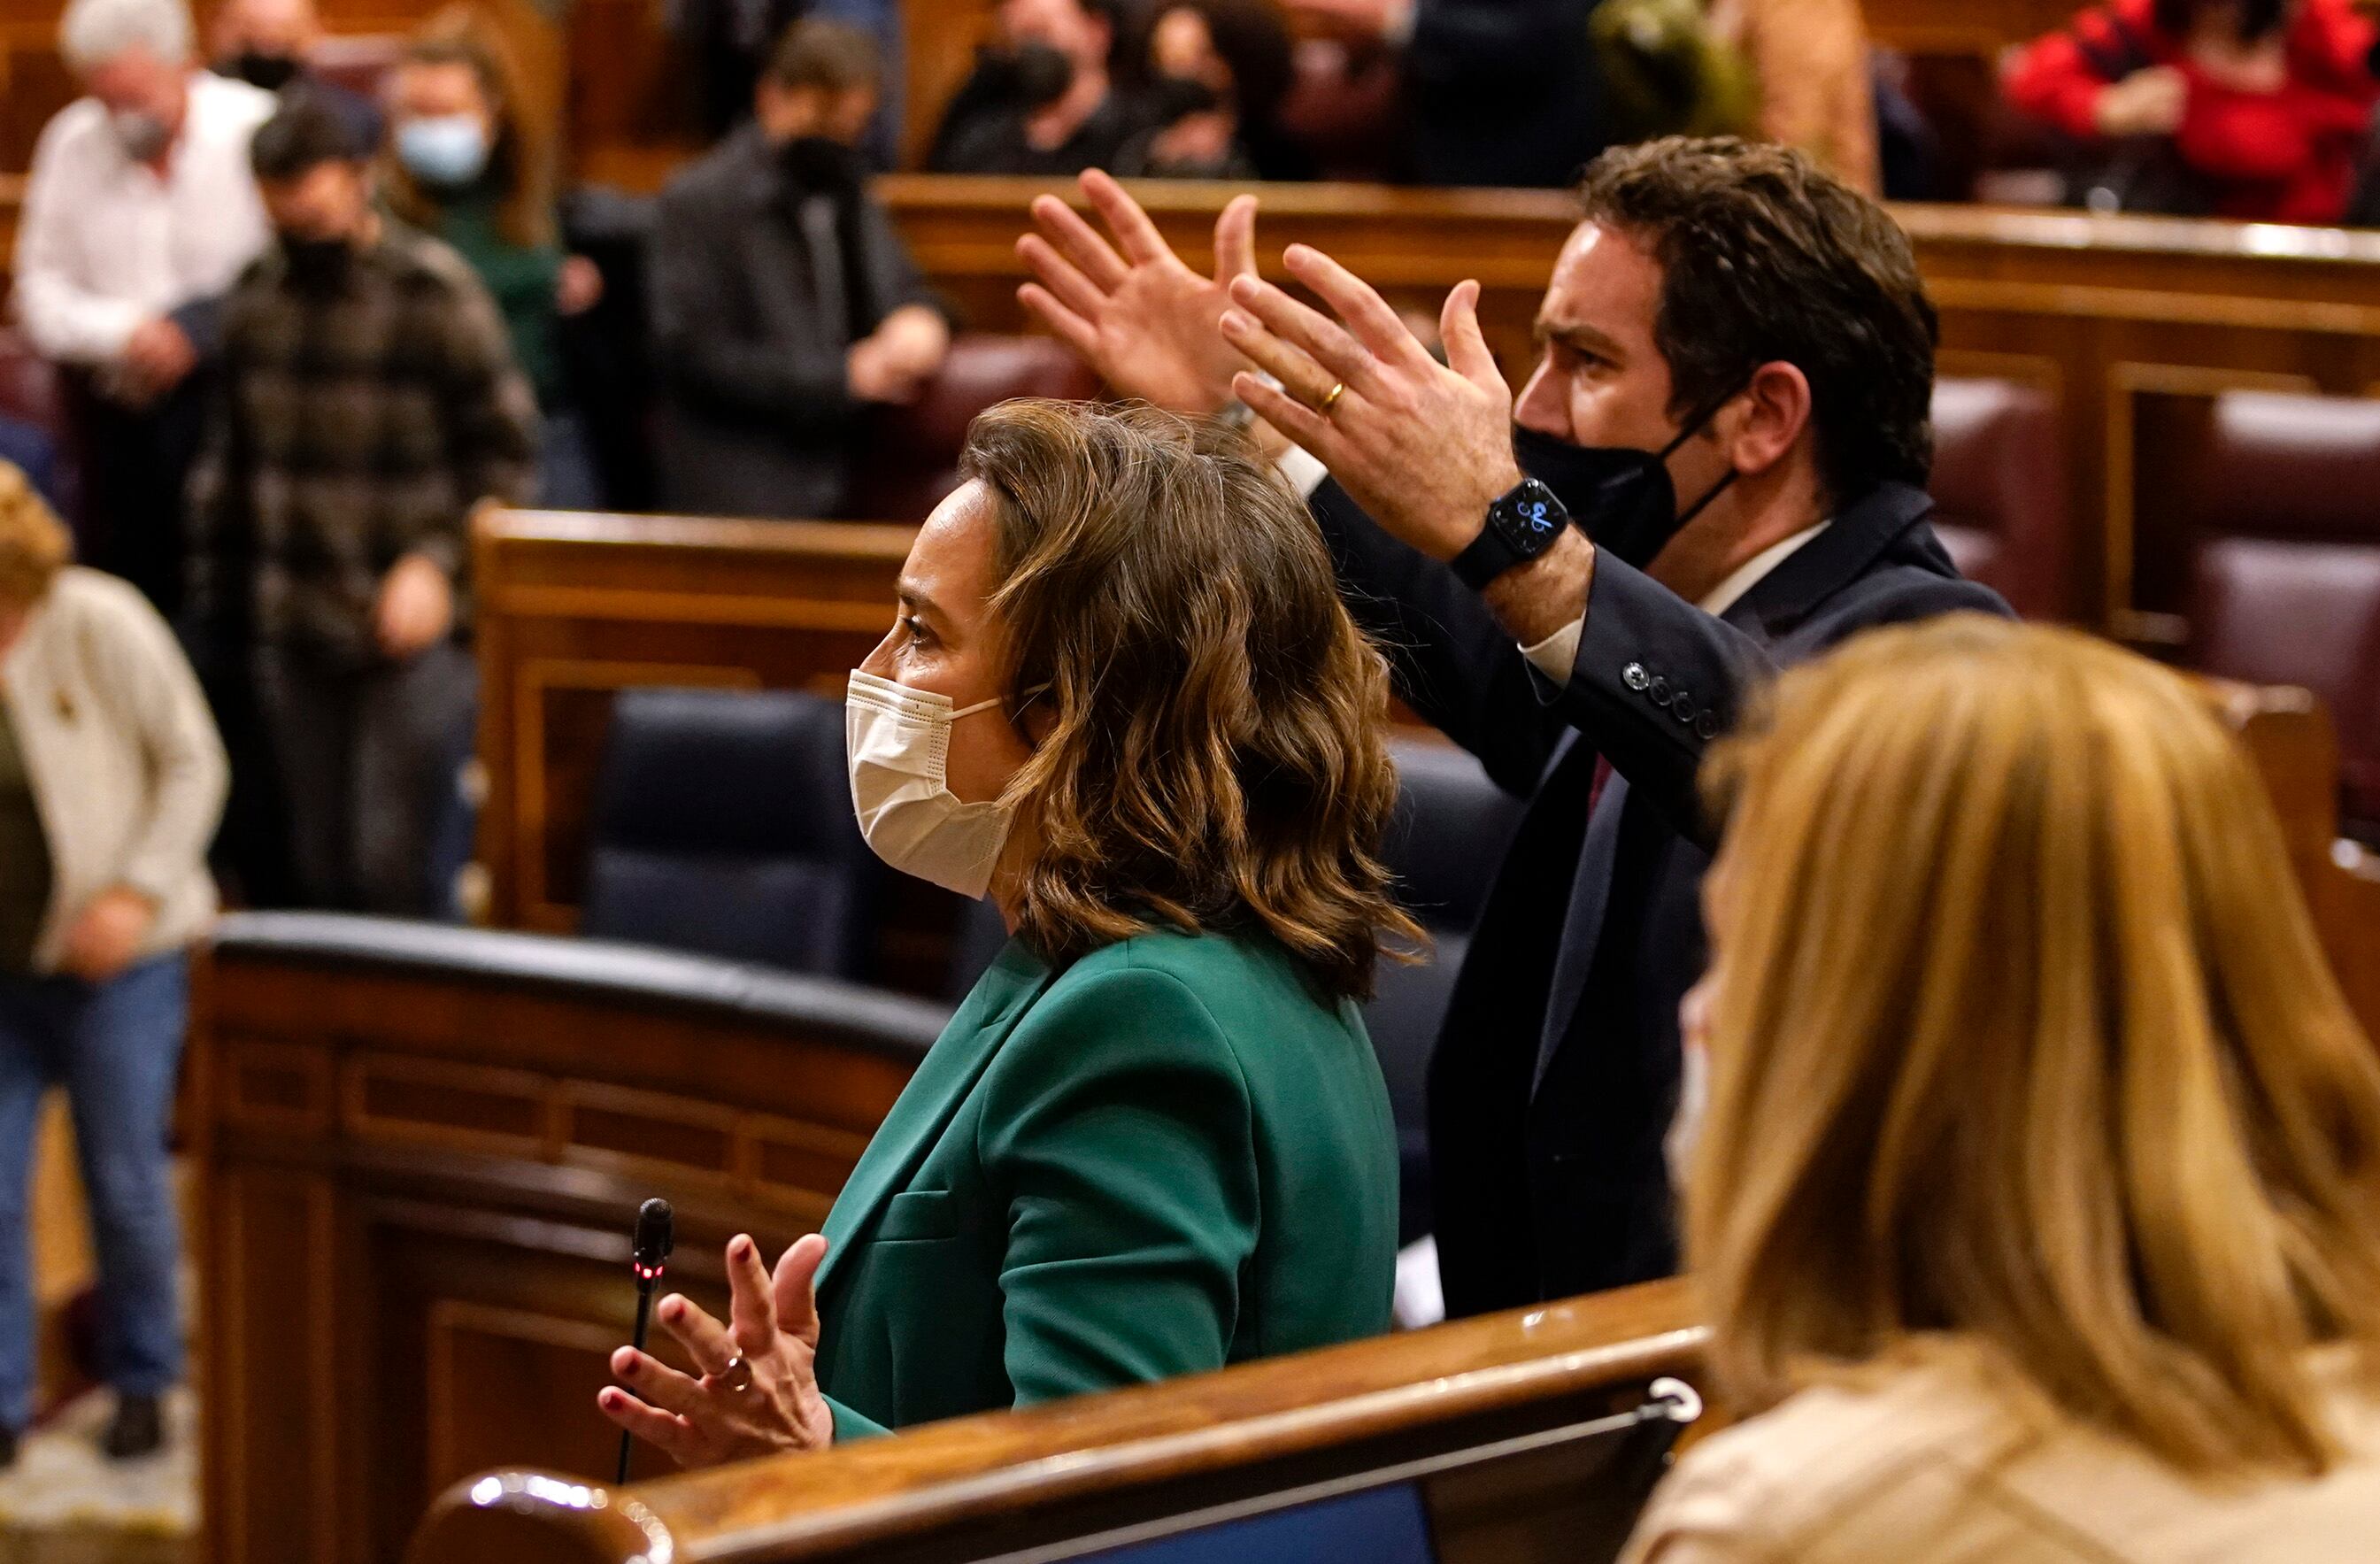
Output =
[
  {"x1": 1693, "y1": 613, "x2": 2380, "y2": 1476},
  {"x1": 0, "y1": 463, "x2": 72, "y2": 606}
]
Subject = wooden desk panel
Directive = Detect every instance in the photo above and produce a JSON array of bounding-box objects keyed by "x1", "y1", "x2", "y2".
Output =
[
  {"x1": 191, "y1": 919, "x2": 939, "y2": 1564},
  {"x1": 472, "y1": 506, "x2": 928, "y2": 957},
  {"x1": 409, "y1": 1276, "x2": 1702, "y2": 1563}
]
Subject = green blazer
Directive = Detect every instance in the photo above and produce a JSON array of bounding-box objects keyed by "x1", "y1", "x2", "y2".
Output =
[{"x1": 813, "y1": 926, "x2": 1399, "y2": 1440}]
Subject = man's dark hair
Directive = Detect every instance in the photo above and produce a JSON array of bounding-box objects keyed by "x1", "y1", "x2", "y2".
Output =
[
  {"x1": 766, "y1": 17, "x2": 882, "y2": 94},
  {"x1": 250, "y1": 89, "x2": 366, "y2": 181},
  {"x1": 1575, "y1": 136, "x2": 1938, "y2": 505}
]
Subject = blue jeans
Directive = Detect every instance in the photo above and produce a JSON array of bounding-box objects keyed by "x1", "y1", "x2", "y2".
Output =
[{"x1": 0, "y1": 954, "x2": 188, "y2": 1430}]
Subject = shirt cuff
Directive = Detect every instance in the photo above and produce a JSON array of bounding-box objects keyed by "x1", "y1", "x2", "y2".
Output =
[
  {"x1": 1521, "y1": 617, "x2": 1583, "y2": 688},
  {"x1": 1275, "y1": 442, "x2": 1329, "y2": 501}
]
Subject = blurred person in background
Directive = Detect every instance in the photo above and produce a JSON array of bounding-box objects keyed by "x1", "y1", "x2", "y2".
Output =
[
  {"x1": 1284, "y1": 0, "x2": 1607, "y2": 186},
  {"x1": 930, "y1": 0, "x2": 1154, "y2": 173},
  {"x1": 0, "y1": 462, "x2": 226, "y2": 1469},
  {"x1": 207, "y1": 0, "x2": 383, "y2": 147},
  {"x1": 1623, "y1": 615, "x2": 2380, "y2": 1560},
  {"x1": 670, "y1": 0, "x2": 905, "y2": 168},
  {"x1": 2006, "y1": 0, "x2": 2380, "y2": 220},
  {"x1": 188, "y1": 94, "x2": 535, "y2": 916},
  {"x1": 382, "y1": 7, "x2": 605, "y2": 506},
  {"x1": 650, "y1": 19, "x2": 951, "y2": 519},
  {"x1": 1113, "y1": 0, "x2": 1313, "y2": 179},
  {"x1": 12, "y1": 0, "x2": 273, "y2": 617}
]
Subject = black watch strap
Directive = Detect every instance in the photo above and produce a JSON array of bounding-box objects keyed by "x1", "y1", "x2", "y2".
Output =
[{"x1": 1451, "y1": 477, "x2": 1567, "y2": 591}]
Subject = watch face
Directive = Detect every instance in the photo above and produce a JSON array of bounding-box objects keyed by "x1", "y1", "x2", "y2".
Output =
[{"x1": 1496, "y1": 479, "x2": 1566, "y2": 554}]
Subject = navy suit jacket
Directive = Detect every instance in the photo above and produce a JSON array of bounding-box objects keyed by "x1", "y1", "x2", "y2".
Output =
[{"x1": 1311, "y1": 476, "x2": 2012, "y2": 1316}]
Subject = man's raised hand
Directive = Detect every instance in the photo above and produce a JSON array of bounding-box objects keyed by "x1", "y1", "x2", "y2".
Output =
[
  {"x1": 1222, "y1": 246, "x2": 1521, "y2": 562},
  {"x1": 1017, "y1": 169, "x2": 1258, "y2": 415}
]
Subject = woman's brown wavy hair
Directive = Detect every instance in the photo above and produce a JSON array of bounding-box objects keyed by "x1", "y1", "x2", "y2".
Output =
[{"x1": 964, "y1": 398, "x2": 1421, "y2": 1002}]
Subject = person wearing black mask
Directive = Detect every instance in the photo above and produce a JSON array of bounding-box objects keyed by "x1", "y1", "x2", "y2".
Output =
[
  {"x1": 187, "y1": 91, "x2": 536, "y2": 916},
  {"x1": 649, "y1": 19, "x2": 951, "y2": 519},
  {"x1": 1017, "y1": 143, "x2": 2010, "y2": 1320},
  {"x1": 1113, "y1": 0, "x2": 1314, "y2": 181},
  {"x1": 207, "y1": 0, "x2": 381, "y2": 147},
  {"x1": 928, "y1": 0, "x2": 1151, "y2": 174}
]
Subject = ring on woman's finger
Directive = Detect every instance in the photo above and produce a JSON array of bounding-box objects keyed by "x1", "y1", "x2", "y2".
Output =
[
  {"x1": 1318, "y1": 381, "x2": 1346, "y2": 416},
  {"x1": 715, "y1": 1355, "x2": 754, "y2": 1393}
]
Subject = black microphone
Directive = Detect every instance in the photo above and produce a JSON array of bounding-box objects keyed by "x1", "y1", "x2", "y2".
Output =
[{"x1": 616, "y1": 1198, "x2": 674, "y2": 1485}]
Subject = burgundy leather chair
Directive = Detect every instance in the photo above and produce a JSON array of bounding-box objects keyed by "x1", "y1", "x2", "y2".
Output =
[
  {"x1": 843, "y1": 334, "x2": 1101, "y2": 521},
  {"x1": 1926, "y1": 376, "x2": 2072, "y2": 620},
  {"x1": 2173, "y1": 391, "x2": 2380, "y2": 839}
]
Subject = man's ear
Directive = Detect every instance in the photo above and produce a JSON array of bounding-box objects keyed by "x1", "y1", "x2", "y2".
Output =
[{"x1": 1726, "y1": 361, "x2": 1812, "y2": 480}]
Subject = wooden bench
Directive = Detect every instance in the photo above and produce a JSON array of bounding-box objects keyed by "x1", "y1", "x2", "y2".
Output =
[
  {"x1": 189, "y1": 911, "x2": 952, "y2": 1564},
  {"x1": 404, "y1": 1275, "x2": 1700, "y2": 1563}
]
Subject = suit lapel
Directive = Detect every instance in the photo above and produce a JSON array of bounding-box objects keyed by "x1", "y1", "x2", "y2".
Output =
[
  {"x1": 813, "y1": 943, "x2": 1058, "y2": 1300},
  {"x1": 1528, "y1": 483, "x2": 1940, "y2": 1096}
]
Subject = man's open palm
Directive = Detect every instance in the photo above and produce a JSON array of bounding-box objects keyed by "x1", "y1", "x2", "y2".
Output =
[{"x1": 1018, "y1": 170, "x2": 1258, "y2": 416}]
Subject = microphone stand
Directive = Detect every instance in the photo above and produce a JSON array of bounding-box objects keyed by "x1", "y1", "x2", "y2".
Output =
[{"x1": 616, "y1": 1259, "x2": 663, "y2": 1484}]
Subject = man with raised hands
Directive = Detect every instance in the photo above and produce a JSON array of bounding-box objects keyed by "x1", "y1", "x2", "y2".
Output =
[{"x1": 1016, "y1": 143, "x2": 2006, "y2": 1317}]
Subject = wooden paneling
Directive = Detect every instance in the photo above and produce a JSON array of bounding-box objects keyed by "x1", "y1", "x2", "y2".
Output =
[
  {"x1": 408, "y1": 1275, "x2": 1702, "y2": 1562},
  {"x1": 190, "y1": 926, "x2": 932, "y2": 1564},
  {"x1": 471, "y1": 505, "x2": 922, "y2": 948}
]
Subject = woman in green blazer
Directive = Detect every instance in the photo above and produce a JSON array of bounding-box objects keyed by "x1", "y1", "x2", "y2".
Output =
[{"x1": 599, "y1": 399, "x2": 1418, "y2": 1461}]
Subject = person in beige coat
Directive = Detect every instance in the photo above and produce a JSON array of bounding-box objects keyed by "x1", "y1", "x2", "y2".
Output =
[
  {"x1": 1625, "y1": 615, "x2": 2380, "y2": 1562},
  {"x1": 0, "y1": 460, "x2": 225, "y2": 1467}
]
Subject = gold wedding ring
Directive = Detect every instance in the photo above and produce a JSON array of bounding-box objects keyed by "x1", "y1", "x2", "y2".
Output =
[{"x1": 1319, "y1": 381, "x2": 1346, "y2": 415}]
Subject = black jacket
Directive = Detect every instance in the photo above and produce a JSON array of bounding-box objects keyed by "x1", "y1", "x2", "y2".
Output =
[
  {"x1": 646, "y1": 127, "x2": 940, "y2": 519},
  {"x1": 1310, "y1": 476, "x2": 2011, "y2": 1316},
  {"x1": 1406, "y1": 0, "x2": 1609, "y2": 187}
]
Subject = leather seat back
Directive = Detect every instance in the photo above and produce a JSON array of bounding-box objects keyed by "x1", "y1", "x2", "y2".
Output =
[
  {"x1": 1927, "y1": 376, "x2": 2069, "y2": 619},
  {"x1": 2176, "y1": 392, "x2": 2380, "y2": 835},
  {"x1": 844, "y1": 335, "x2": 1102, "y2": 521},
  {"x1": 582, "y1": 687, "x2": 883, "y2": 979}
]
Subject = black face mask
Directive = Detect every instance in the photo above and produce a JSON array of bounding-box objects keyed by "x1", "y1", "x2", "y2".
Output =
[
  {"x1": 994, "y1": 41, "x2": 1077, "y2": 108},
  {"x1": 281, "y1": 234, "x2": 352, "y2": 290},
  {"x1": 1147, "y1": 74, "x2": 1224, "y2": 121},
  {"x1": 1510, "y1": 392, "x2": 1745, "y2": 570},
  {"x1": 222, "y1": 50, "x2": 303, "y2": 91},
  {"x1": 779, "y1": 135, "x2": 866, "y2": 194}
]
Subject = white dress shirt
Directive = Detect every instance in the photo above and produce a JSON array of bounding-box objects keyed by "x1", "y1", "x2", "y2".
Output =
[{"x1": 12, "y1": 72, "x2": 275, "y2": 366}]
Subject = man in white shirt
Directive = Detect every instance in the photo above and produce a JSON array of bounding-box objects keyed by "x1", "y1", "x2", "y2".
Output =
[
  {"x1": 12, "y1": 0, "x2": 273, "y2": 616},
  {"x1": 1017, "y1": 144, "x2": 2008, "y2": 1318}
]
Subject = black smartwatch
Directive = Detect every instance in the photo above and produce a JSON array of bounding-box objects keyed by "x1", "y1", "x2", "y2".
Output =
[{"x1": 1450, "y1": 476, "x2": 1569, "y2": 591}]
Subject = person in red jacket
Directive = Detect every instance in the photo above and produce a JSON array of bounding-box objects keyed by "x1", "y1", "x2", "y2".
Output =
[{"x1": 2006, "y1": 0, "x2": 2380, "y2": 222}]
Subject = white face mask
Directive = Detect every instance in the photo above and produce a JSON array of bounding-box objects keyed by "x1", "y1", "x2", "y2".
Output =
[{"x1": 845, "y1": 669, "x2": 1018, "y2": 899}]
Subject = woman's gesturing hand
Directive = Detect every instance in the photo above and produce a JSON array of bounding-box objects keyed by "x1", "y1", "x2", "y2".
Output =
[
  {"x1": 597, "y1": 1232, "x2": 836, "y2": 1468},
  {"x1": 1017, "y1": 169, "x2": 1259, "y2": 416}
]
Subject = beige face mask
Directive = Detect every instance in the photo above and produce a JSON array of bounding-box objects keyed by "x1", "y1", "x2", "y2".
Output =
[{"x1": 844, "y1": 669, "x2": 1017, "y2": 899}]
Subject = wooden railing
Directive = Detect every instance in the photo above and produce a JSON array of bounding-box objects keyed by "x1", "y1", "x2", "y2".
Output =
[{"x1": 405, "y1": 1276, "x2": 1701, "y2": 1563}]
